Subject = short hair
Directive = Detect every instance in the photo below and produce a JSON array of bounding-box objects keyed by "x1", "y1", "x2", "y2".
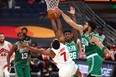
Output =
[
  {"x1": 21, "y1": 27, "x2": 28, "y2": 31},
  {"x1": 63, "y1": 30, "x2": 71, "y2": 34},
  {"x1": 17, "y1": 32, "x2": 24, "y2": 36},
  {"x1": 52, "y1": 39, "x2": 60, "y2": 50},
  {"x1": 87, "y1": 20, "x2": 96, "y2": 31}
]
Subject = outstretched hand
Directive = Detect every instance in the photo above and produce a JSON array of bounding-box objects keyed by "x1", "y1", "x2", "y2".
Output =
[
  {"x1": 68, "y1": 6, "x2": 75, "y2": 15},
  {"x1": 110, "y1": 52, "x2": 115, "y2": 61},
  {"x1": 56, "y1": 8, "x2": 62, "y2": 17}
]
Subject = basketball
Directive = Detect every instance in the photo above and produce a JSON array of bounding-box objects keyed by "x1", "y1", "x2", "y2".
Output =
[{"x1": 47, "y1": 8, "x2": 60, "y2": 19}]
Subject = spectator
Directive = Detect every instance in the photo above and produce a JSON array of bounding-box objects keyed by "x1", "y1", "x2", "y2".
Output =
[
  {"x1": 97, "y1": 27, "x2": 107, "y2": 46},
  {"x1": 0, "y1": 0, "x2": 8, "y2": 8},
  {"x1": 109, "y1": 44, "x2": 116, "y2": 61},
  {"x1": 30, "y1": 54, "x2": 44, "y2": 77},
  {"x1": 21, "y1": 27, "x2": 31, "y2": 45},
  {"x1": 8, "y1": 0, "x2": 15, "y2": 9}
]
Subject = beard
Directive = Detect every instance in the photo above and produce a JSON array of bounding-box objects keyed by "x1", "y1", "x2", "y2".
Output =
[
  {"x1": 83, "y1": 27, "x2": 89, "y2": 33},
  {"x1": 0, "y1": 40, "x2": 4, "y2": 43},
  {"x1": 17, "y1": 38, "x2": 24, "y2": 42}
]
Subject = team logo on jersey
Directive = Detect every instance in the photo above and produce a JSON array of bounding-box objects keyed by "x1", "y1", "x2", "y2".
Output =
[
  {"x1": 82, "y1": 38, "x2": 88, "y2": 46},
  {"x1": 67, "y1": 46, "x2": 76, "y2": 51},
  {"x1": 19, "y1": 48, "x2": 29, "y2": 53},
  {"x1": 0, "y1": 48, "x2": 8, "y2": 56}
]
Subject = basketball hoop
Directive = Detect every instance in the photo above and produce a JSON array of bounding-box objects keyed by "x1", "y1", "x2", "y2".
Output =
[{"x1": 45, "y1": 0, "x2": 59, "y2": 11}]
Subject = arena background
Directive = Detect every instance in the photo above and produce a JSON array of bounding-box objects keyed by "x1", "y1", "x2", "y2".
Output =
[{"x1": 0, "y1": 0, "x2": 116, "y2": 77}]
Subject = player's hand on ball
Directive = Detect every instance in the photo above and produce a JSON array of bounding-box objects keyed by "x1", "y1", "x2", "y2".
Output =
[
  {"x1": 54, "y1": 7, "x2": 62, "y2": 16},
  {"x1": 48, "y1": 7, "x2": 61, "y2": 19}
]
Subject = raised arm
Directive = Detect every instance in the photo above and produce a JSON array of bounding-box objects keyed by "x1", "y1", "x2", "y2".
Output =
[
  {"x1": 57, "y1": 18, "x2": 63, "y2": 32},
  {"x1": 51, "y1": 19, "x2": 61, "y2": 39},
  {"x1": 51, "y1": 18, "x2": 65, "y2": 44},
  {"x1": 69, "y1": 6, "x2": 78, "y2": 42},
  {"x1": 69, "y1": 7, "x2": 76, "y2": 22},
  {"x1": 51, "y1": 19, "x2": 58, "y2": 34},
  {"x1": 77, "y1": 39, "x2": 82, "y2": 55},
  {"x1": 60, "y1": 9, "x2": 83, "y2": 35},
  {"x1": 91, "y1": 36, "x2": 115, "y2": 60}
]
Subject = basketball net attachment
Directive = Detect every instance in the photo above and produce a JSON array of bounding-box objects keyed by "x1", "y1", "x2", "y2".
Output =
[{"x1": 45, "y1": 0, "x2": 59, "y2": 11}]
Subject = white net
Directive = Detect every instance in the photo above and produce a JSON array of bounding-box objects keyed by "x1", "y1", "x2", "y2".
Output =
[{"x1": 45, "y1": 0, "x2": 59, "y2": 11}]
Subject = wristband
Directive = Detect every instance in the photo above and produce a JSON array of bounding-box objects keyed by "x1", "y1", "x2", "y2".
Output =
[{"x1": 102, "y1": 46, "x2": 107, "y2": 51}]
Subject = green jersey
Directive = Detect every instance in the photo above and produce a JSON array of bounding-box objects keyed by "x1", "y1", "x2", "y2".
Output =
[
  {"x1": 14, "y1": 40, "x2": 30, "y2": 65},
  {"x1": 81, "y1": 32, "x2": 98, "y2": 56},
  {"x1": 96, "y1": 34, "x2": 105, "y2": 58},
  {"x1": 96, "y1": 33, "x2": 105, "y2": 44},
  {"x1": 65, "y1": 41, "x2": 78, "y2": 62}
]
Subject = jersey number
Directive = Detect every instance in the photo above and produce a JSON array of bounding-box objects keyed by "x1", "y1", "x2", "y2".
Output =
[
  {"x1": 60, "y1": 52, "x2": 67, "y2": 62},
  {"x1": 21, "y1": 53, "x2": 28, "y2": 59},
  {"x1": 70, "y1": 52, "x2": 77, "y2": 59}
]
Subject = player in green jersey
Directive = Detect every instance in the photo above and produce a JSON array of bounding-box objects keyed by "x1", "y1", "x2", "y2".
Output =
[
  {"x1": 96, "y1": 27, "x2": 107, "y2": 58},
  {"x1": 7, "y1": 32, "x2": 31, "y2": 77},
  {"x1": 64, "y1": 7, "x2": 81, "y2": 62},
  {"x1": 58, "y1": 8, "x2": 115, "y2": 77}
]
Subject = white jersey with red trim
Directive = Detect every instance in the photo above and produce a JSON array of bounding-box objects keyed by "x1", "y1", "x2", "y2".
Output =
[
  {"x1": 0, "y1": 41, "x2": 10, "y2": 65},
  {"x1": 51, "y1": 43, "x2": 74, "y2": 69},
  {"x1": 0, "y1": 41, "x2": 11, "y2": 77}
]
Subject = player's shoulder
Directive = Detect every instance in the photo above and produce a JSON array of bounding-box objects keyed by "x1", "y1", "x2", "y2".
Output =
[
  {"x1": 51, "y1": 43, "x2": 65, "y2": 51},
  {"x1": 60, "y1": 43, "x2": 66, "y2": 47},
  {"x1": 90, "y1": 32, "x2": 98, "y2": 38},
  {"x1": 4, "y1": 40, "x2": 12, "y2": 45},
  {"x1": 23, "y1": 40, "x2": 28, "y2": 43},
  {"x1": 102, "y1": 34, "x2": 106, "y2": 37}
]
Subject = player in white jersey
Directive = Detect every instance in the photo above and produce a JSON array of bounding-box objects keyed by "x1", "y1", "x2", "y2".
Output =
[
  {"x1": 20, "y1": 38, "x2": 83, "y2": 77},
  {"x1": 51, "y1": 42, "x2": 77, "y2": 77},
  {"x1": 0, "y1": 33, "x2": 13, "y2": 77}
]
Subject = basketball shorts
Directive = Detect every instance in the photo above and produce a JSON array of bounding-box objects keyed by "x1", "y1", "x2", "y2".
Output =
[
  {"x1": 87, "y1": 54, "x2": 103, "y2": 76},
  {"x1": 59, "y1": 62, "x2": 77, "y2": 77},
  {"x1": 0, "y1": 66, "x2": 4, "y2": 77},
  {"x1": 0, "y1": 64, "x2": 10, "y2": 77},
  {"x1": 14, "y1": 64, "x2": 31, "y2": 77},
  {"x1": 72, "y1": 64, "x2": 78, "y2": 77}
]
